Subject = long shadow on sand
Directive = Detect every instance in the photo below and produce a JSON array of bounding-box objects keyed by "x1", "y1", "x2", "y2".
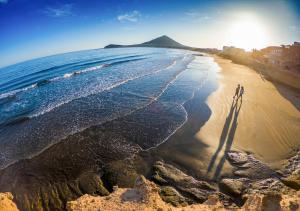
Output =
[{"x1": 207, "y1": 97, "x2": 242, "y2": 180}]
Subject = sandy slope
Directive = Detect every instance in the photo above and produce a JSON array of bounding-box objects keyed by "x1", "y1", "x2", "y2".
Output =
[{"x1": 197, "y1": 56, "x2": 300, "y2": 173}]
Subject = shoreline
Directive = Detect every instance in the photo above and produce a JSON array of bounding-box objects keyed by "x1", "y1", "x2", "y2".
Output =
[{"x1": 0, "y1": 54, "x2": 218, "y2": 210}]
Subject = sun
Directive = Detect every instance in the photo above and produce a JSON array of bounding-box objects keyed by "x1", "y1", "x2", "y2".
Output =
[{"x1": 226, "y1": 15, "x2": 269, "y2": 51}]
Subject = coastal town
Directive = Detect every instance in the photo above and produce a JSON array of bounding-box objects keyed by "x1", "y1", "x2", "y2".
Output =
[{"x1": 215, "y1": 42, "x2": 300, "y2": 89}]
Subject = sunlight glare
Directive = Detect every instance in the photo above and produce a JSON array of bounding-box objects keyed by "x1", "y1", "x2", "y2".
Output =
[{"x1": 226, "y1": 15, "x2": 269, "y2": 51}]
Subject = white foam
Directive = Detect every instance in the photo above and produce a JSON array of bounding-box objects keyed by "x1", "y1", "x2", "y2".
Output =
[
  {"x1": 0, "y1": 84, "x2": 37, "y2": 100},
  {"x1": 0, "y1": 64, "x2": 108, "y2": 100},
  {"x1": 28, "y1": 59, "x2": 183, "y2": 118}
]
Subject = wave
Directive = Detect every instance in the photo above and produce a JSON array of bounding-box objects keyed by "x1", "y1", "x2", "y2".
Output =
[
  {"x1": 0, "y1": 64, "x2": 108, "y2": 101},
  {"x1": 0, "y1": 54, "x2": 147, "y2": 95},
  {"x1": 0, "y1": 84, "x2": 37, "y2": 101},
  {"x1": 0, "y1": 57, "x2": 148, "y2": 102},
  {"x1": 49, "y1": 64, "x2": 107, "y2": 82},
  {"x1": 28, "y1": 58, "x2": 182, "y2": 119},
  {"x1": 0, "y1": 56, "x2": 189, "y2": 130}
]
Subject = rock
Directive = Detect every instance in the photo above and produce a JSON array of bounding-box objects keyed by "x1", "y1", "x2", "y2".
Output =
[
  {"x1": 281, "y1": 170, "x2": 300, "y2": 190},
  {"x1": 67, "y1": 175, "x2": 225, "y2": 211},
  {"x1": 219, "y1": 179, "x2": 245, "y2": 196},
  {"x1": 226, "y1": 151, "x2": 248, "y2": 165},
  {"x1": 113, "y1": 186, "x2": 118, "y2": 191},
  {"x1": 67, "y1": 175, "x2": 300, "y2": 211},
  {"x1": 102, "y1": 159, "x2": 140, "y2": 190},
  {"x1": 159, "y1": 186, "x2": 188, "y2": 207},
  {"x1": 204, "y1": 193, "x2": 237, "y2": 209},
  {"x1": 248, "y1": 178, "x2": 295, "y2": 195},
  {"x1": 0, "y1": 192, "x2": 19, "y2": 211},
  {"x1": 78, "y1": 172, "x2": 110, "y2": 196},
  {"x1": 281, "y1": 152, "x2": 300, "y2": 176},
  {"x1": 241, "y1": 192, "x2": 300, "y2": 211},
  {"x1": 261, "y1": 192, "x2": 282, "y2": 211},
  {"x1": 152, "y1": 161, "x2": 216, "y2": 203},
  {"x1": 134, "y1": 175, "x2": 154, "y2": 202},
  {"x1": 227, "y1": 151, "x2": 278, "y2": 180}
]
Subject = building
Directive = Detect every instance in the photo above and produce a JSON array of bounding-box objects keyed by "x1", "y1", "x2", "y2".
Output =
[{"x1": 260, "y1": 43, "x2": 300, "y2": 73}]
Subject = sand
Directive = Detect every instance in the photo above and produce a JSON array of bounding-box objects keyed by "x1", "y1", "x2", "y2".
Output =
[{"x1": 197, "y1": 55, "x2": 300, "y2": 172}]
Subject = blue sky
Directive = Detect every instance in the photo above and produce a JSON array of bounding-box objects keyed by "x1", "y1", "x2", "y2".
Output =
[{"x1": 0, "y1": 0, "x2": 299, "y2": 67}]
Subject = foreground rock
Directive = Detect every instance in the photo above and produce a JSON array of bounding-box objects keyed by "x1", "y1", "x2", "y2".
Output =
[
  {"x1": 219, "y1": 178, "x2": 245, "y2": 197},
  {"x1": 152, "y1": 161, "x2": 217, "y2": 203},
  {"x1": 67, "y1": 176, "x2": 300, "y2": 211},
  {"x1": 0, "y1": 192, "x2": 19, "y2": 211},
  {"x1": 67, "y1": 175, "x2": 226, "y2": 211},
  {"x1": 222, "y1": 151, "x2": 297, "y2": 197},
  {"x1": 280, "y1": 152, "x2": 300, "y2": 190},
  {"x1": 242, "y1": 192, "x2": 300, "y2": 211}
]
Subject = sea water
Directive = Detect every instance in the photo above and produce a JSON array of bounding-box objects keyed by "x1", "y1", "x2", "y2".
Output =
[{"x1": 0, "y1": 47, "x2": 218, "y2": 169}]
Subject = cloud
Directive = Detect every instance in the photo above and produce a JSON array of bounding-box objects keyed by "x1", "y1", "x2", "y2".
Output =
[
  {"x1": 289, "y1": 25, "x2": 298, "y2": 31},
  {"x1": 117, "y1": 10, "x2": 141, "y2": 22},
  {"x1": 0, "y1": 0, "x2": 8, "y2": 4},
  {"x1": 43, "y1": 4, "x2": 73, "y2": 18},
  {"x1": 185, "y1": 11, "x2": 212, "y2": 22}
]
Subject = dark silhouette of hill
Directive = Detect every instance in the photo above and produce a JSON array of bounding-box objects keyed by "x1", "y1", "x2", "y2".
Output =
[{"x1": 104, "y1": 35, "x2": 188, "y2": 49}]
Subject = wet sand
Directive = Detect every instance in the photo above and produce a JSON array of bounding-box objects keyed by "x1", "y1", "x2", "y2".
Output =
[
  {"x1": 197, "y1": 55, "x2": 300, "y2": 175},
  {"x1": 138, "y1": 54, "x2": 300, "y2": 182}
]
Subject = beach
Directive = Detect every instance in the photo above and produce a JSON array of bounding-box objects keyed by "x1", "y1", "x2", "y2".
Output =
[
  {"x1": 197, "y1": 55, "x2": 300, "y2": 172},
  {"x1": 146, "y1": 54, "x2": 300, "y2": 182}
]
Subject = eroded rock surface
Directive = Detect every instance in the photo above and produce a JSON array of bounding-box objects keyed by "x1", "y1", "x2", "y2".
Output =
[
  {"x1": 67, "y1": 175, "x2": 226, "y2": 211},
  {"x1": 152, "y1": 161, "x2": 216, "y2": 203},
  {"x1": 219, "y1": 178, "x2": 245, "y2": 196},
  {"x1": 281, "y1": 152, "x2": 300, "y2": 190},
  {"x1": 66, "y1": 175, "x2": 300, "y2": 211},
  {"x1": 0, "y1": 192, "x2": 19, "y2": 211}
]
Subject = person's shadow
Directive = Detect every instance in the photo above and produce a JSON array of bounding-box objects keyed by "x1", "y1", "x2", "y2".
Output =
[{"x1": 207, "y1": 97, "x2": 242, "y2": 180}]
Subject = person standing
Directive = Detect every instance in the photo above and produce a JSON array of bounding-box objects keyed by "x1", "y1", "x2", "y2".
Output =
[
  {"x1": 233, "y1": 84, "x2": 240, "y2": 99},
  {"x1": 239, "y1": 86, "x2": 244, "y2": 102}
]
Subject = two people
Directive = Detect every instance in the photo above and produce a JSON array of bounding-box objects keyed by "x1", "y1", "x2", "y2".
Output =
[{"x1": 233, "y1": 84, "x2": 244, "y2": 101}]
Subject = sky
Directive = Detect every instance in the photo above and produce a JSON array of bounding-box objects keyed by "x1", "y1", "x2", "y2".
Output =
[{"x1": 0, "y1": 0, "x2": 299, "y2": 67}]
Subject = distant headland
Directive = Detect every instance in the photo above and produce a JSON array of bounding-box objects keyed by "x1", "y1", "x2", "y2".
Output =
[{"x1": 104, "y1": 35, "x2": 187, "y2": 49}]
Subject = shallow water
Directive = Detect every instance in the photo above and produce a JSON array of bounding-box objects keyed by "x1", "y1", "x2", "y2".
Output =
[{"x1": 0, "y1": 47, "x2": 219, "y2": 169}]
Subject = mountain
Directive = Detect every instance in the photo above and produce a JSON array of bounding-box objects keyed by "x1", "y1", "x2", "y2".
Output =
[{"x1": 104, "y1": 35, "x2": 188, "y2": 49}]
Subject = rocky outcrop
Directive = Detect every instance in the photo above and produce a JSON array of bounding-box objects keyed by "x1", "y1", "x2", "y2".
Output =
[
  {"x1": 280, "y1": 152, "x2": 300, "y2": 190},
  {"x1": 159, "y1": 186, "x2": 188, "y2": 207},
  {"x1": 152, "y1": 161, "x2": 217, "y2": 203},
  {"x1": 220, "y1": 151, "x2": 297, "y2": 198},
  {"x1": 219, "y1": 178, "x2": 245, "y2": 196},
  {"x1": 67, "y1": 175, "x2": 226, "y2": 211},
  {"x1": 282, "y1": 171, "x2": 300, "y2": 190},
  {"x1": 242, "y1": 192, "x2": 300, "y2": 211},
  {"x1": 226, "y1": 151, "x2": 277, "y2": 179},
  {"x1": 66, "y1": 176, "x2": 300, "y2": 211},
  {"x1": 0, "y1": 192, "x2": 19, "y2": 211}
]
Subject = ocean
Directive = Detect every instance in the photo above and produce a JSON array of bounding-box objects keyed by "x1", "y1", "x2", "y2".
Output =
[{"x1": 0, "y1": 47, "x2": 219, "y2": 169}]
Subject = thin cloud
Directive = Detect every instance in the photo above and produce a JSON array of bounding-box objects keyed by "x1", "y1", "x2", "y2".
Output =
[
  {"x1": 0, "y1": 0, "x2": 8, "y2": 4},
  {"x1": 185, "y1": 11, "x2": 212, "y2": 22},
  {"x1": 117, "y1": 10, "x2": 141, "y2": 22},
  {"x1": 289, "y1": 25, "x2": 298, "y2": 31},
  {"x1": 43, "y1": 4, "x2": 73, "y2": 18}
]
